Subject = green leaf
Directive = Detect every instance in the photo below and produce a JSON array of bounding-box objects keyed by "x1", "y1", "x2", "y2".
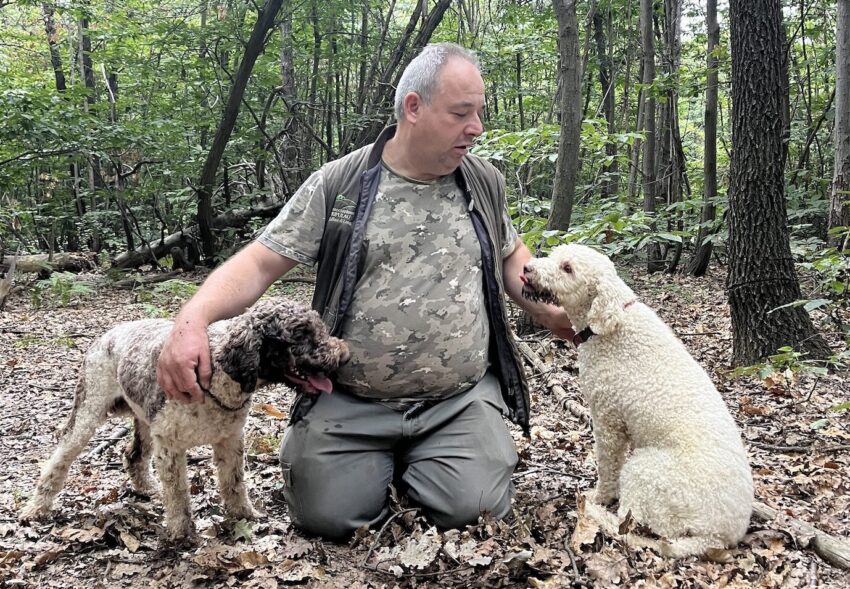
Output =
[
  {"x1": 810, "y1": 419, "x2": 829, "y2": 430},
  {"x1": 803, "y1": 299, "x2": 831, "y2": 312},
  {"x1": 231, "y1": 519, "x2": 254, "y2": 542}
]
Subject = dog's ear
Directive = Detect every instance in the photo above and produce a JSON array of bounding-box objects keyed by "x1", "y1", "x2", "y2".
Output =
[
  {"x1": 586, "y1": 271, "x2": 630, "y2": 336},
  {"x1": 218, "y1": 319, "x2": 262, "y2": 393}
]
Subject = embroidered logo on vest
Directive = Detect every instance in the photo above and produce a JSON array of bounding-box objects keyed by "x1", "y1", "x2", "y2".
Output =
[{"x1": 329, "y1": 195, "x2": 355, "y2": 225}]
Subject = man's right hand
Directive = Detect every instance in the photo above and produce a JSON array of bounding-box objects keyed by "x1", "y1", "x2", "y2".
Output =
[{"x1": 156, "y1": 317, "x2": 212, "y2": 404}]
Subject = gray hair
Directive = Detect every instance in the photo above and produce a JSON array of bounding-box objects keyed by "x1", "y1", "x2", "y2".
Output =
[{"x1": 393, "y1": 43, "x2": 481, "y2": 121}]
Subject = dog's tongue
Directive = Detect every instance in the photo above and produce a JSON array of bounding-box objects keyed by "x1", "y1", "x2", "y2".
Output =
[{"x1": 308, "y1": 375, "x2": 333, "y2": 393}]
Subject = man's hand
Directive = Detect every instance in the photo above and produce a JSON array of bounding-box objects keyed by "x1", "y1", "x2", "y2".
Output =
[
  {"x1": 503, "y1": 239, "x2": 576, "y2": 341},
  {"x1": 157, "y1": 316, "x2": 212, "y2": 403}
]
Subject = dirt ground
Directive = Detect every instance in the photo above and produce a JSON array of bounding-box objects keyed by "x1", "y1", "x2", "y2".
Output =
[{"x1": 1, "y1": 263, "x2": 848, "y2": 588}]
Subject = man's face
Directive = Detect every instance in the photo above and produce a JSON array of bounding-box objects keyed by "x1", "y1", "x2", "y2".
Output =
[{"x1": 406, "y1": 58, "x2": 486, "y2": 179}]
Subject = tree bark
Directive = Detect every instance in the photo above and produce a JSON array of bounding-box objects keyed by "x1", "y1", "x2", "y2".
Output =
[
  {"x1": 593, "y1": 4, "x2": 617, "y2": 199},
  {"x1": 548, "y1": 0, "x2": 582, "y2": 231},
  {"x1": 640, "y1": 0, "x2": 663, "y2": 271},
  {"x1": 42, "y1": 3, "x2": 66, "y2": 92},
  {"x1": 727, "y1": 0, "x2": 830, "y2": 365},
  {"x1": 687, "y1": 0, "x2": 720, "y2": 276},
  {"x1": 0, "y1": 253, "x2": 97, "y2": 274},
  {"x1": 196, "y1": 0, "x2": 284, "y2": 262},
  {"x1": 829, "y1": 0, "x2": 850, "y2": 249}
]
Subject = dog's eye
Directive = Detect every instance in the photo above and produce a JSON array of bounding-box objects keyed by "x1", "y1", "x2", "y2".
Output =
[{"x1": 561, "y1": 261, "x2": 573, "y2": 274}]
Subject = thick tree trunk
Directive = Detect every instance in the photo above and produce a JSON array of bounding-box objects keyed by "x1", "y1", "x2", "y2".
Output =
[
  {"x1": 640, "y1": 0, "x2": 663, "y2": 271},
  {"x1": 196, "y1": 0, "x2": 284, "y2": 262},
  {"x1": 594, "y1": 5, "x2": 617, "y2": 199},
  {"x1": 727, "y1": 0, "x2": 830, "y2": 365},
  {"x1": 829, "y1": 0, "x2": 850, "y2": 249},
  {"x1": 548, "y1": 0, "x2": 582, "y2": 231},
  {"x1": 660, "y1": 0, "x2": 685, "y2": 273},
  {"x1": 687, "y1": 0, "x2": 720, "y2": 276},
  {"x1": 41, "y1": 4, "x2": 66, "y2": 92}
]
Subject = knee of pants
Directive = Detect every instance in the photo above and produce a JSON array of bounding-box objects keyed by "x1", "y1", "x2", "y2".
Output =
[
  {"x1": 424, "y1": 486, "x2": 513, "y2": 530},
  {"x1": 279, "y1": 453, "x2": 390, "y2": 540}
]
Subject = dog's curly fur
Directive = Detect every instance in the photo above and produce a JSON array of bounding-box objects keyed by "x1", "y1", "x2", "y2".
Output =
[
  {"x1": 19, "y1": 298, "x2": 349, "y2": 541},
  {"x1": 522, "y1": 244, "x2": 753, "y2": 558}
]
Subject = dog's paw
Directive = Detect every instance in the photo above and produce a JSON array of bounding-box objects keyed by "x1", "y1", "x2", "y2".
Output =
[
  {"x1": 587, "y1": 487, "x2": 618, "y2": 506},
  {"x1": 163, "y1": 518, "x2": 198, "y2": 545},
  {"x1": 18, "y1": 501, "x2": 50, "y2": 523},
  {"x1": 130, "y1": 479, "x2": 159, "y2": 498},
  {"x1": 227, "y1": 503, "x2": 261, "y2": 522}
]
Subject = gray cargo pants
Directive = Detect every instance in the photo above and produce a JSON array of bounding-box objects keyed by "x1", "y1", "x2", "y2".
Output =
[{"x1": 278, "y1": 372, "x2": 518, "y2": 539}]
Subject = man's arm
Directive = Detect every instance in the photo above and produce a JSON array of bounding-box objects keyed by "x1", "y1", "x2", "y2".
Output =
[
  {"x1": 156, "y1": 241, "x2": 298, "y2": 403},
  {"x1": 502, "y1": 239, "x2": 576, "y2": 341}
]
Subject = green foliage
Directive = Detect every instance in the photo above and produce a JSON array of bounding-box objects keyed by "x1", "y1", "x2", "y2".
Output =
[
  {"x1": 132, "y1": 279, "x2": 199, "y2": 316},
  {"x1": 31, "y1": 272, "x2": 94, "y2": 308},
  {"x1": 728, "y1": 346, "x2": 830, "y2": 381}
]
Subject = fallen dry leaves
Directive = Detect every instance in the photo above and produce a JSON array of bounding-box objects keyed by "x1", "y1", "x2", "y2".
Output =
[{"x1": 1, "y1": 265, "x2": 848, "y2": 588}]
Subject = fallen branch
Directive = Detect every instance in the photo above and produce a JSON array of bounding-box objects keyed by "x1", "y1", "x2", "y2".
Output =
[
  {"x1": 752, "y1": 501, "x2": 850, "y2": 570},
  {"x1": 515, "y1": 339, "x2": 590, "y2": 424},
  {"x1": 111, "y1": 270, "x2": 185, "y2": 289},
  {"x1": 87, "y1": 425, "x2": 129, "y2": 457},
  {"x1": 112, "y1": 201, "x2": 284, "y2": 269},
  {"x1": 0, "y1": 252, "x2": 97, "y2": 274}
]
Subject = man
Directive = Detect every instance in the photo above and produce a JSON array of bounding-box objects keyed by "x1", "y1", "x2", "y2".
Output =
[{"x1": 157, "y1": 43, "x2": 573, "y2": 539}]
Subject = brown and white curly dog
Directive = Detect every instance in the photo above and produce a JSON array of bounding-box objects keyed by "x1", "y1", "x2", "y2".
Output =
[
  {"x1": 522, "y1": 244, "x2": 752, "y2": 558},
  {"x1": 19, "y1": 299, "x2": 349, "y2": 541}
]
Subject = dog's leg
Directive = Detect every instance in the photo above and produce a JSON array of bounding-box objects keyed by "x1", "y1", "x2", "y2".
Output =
[
  {"x1": 152, "y1": 442, "x2": 195, "y2": 541},
  {"x1": 20, "y1": 362, "x2": 114, "y2": 521},
  {"x1": 212, "y1": 436, "x2": 257, "y2": 521},
  {"x1": 124, "y1": 417, "x2": 156, "y2": 496},
  {"x1": 591, "y1": 422, "x2": 629, "y2": 505}
]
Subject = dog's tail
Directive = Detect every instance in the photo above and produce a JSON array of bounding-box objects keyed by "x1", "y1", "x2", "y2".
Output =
[
  {"x1": 57, "y1": 371, "x2": 87, "y2": 439},
  {"x1": 582, "y1": 498, "x2": 728, "y2": 559}
]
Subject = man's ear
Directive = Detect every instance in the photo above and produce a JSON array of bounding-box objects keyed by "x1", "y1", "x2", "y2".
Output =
[{"x1": 403, "y1": 92, "x2": 422, "y2": 123}]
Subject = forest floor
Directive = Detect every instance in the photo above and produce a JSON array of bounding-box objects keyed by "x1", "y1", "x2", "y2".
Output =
[{"x1": 0, "y1": 261, "x2": 848, "y2": 588}]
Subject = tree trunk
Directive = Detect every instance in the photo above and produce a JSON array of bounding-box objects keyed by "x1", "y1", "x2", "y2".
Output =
[
  {"x1": 42, "y1": 4, "x2": 66, "y2": 92},
  {"x1": 640, "y1": 0, "x2": 663, "y2": 271},
  {"x1": 196, "y1": 0, "x2": 284, "y2": 262},
  {"x1": 727, "y1": 0, "x2": 830, "y2": 365},
  {"x1": 594, "y1": 4, "x2": 617, "y2": 199},
  {"x1": 687, "y1": 0, "x2": 720, "y2": 276},
  {"x1": 661, "y1": 0, "x2": 685, "y2": 273},
  {"x1": 829, "y1": 0, "x2": 850, "y2": 249},
  {"x1": 348, "y1": 0, "x2": 453, "y2": 151},
  {"x1": 548, "y1": 0, "x2": 582, "y2": 231}
]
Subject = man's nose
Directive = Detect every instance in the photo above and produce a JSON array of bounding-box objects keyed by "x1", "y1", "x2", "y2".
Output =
[{"x1": 467, "y1": 112, "x2": 483, "y2": 137}]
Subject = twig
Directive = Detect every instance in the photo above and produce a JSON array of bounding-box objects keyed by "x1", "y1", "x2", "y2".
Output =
[
  {"x1": 87, "y1": 425, "x2": 129, "y2": 457},
  {"x1": 749, "y1": 441, "x2": 811, "y2": 453},
  {"x1": 563, "y1": 535, "x2": 587, "y2": 586},
  {"x1": 360, "y1": 508, "x2": 419, "y2": 570},
  {"x1": 515, "y1": 339, "x2": 591, "y2": 424},
  {"x1": 677, "y1": 331, "x2": 722, "y2": 337}
]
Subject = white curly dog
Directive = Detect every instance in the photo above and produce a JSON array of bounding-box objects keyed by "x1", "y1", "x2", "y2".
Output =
[{"x1": 521, "y1": 244, "x2": 753, "y2": 557}]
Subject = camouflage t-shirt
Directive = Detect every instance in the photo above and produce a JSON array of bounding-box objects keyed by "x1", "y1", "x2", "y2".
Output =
[{"x1": 258, "y1": 163, "x2": 518, "y2": 401}]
